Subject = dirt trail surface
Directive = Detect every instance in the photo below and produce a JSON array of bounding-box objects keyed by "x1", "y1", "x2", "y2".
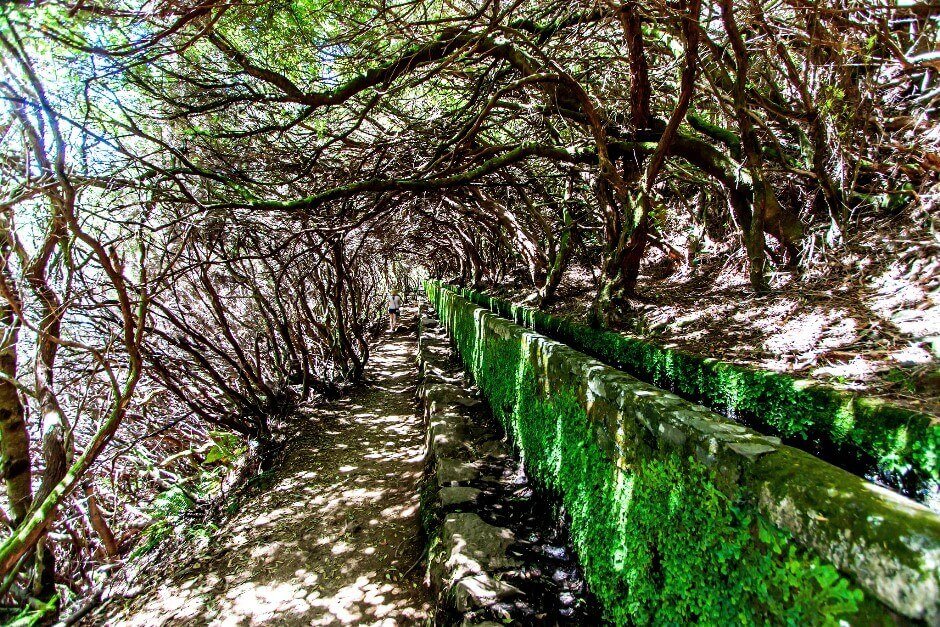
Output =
[{"x1": 108, "y1": 311, "x2": 430, "y2": 626}]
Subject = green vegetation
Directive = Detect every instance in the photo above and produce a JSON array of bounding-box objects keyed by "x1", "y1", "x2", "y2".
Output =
[
  {"x1": 2, "y1": 0, "x2": 937, "y2": 619},
  {"x1": 130, "y1": 432, "x2": 243, "y2": 559},
  {"x1": 440, "y1": 283, "x2": 939, "y2": 491},
  {"x1": 3, "y1": 594, "x2": 59, "y2": 627},
  {"x1": 427, "y1": 282, "x2": 874, "y2": 625}
]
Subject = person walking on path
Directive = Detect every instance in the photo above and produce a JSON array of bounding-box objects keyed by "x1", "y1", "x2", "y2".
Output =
[{"x1": 389, "y1": 289, "x2": 402, "y2": 332}]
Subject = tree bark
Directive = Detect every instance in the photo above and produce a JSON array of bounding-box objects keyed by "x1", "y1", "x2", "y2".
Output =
[
  {"x1": 83, "y1": 483, "x2": 118, "y2": 559},
  {"x1": 720, "y1": 0, "x2": 772, "y2": 293},
  {"x1": 0, "y1": 279, "x2": 30, "y2": 526},
  {"x1": 539, "y1": 202, "x2": 578, "y2": 306}
]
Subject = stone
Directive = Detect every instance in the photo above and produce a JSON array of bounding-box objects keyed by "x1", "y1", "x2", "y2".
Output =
[
  {"x1": 474, "y1": 438, "x2": 506, "y2": 457},
  {"x1": 440, "y1": 486, "x2": 481, "y2": 507},
  {"x1": 442, "y1": 513, "x2": 520, "y2": 581},
  {"x1": 431, "y1": 284, "x2": 940, "y2": 623},
  {"x1": 657, "y1": 421, "x2": 687, "y2": 447},
  {"x1": 452, "y1": 574, "x2": 524, "y2": 612},
  {"x1": 426, "y1": 383, "x2": 476, "y2": 413},
  {"x1": 728, "y1": 442, "x2": 777, "y2": 460},
  {"x1": 759, "y1": 435, "x2": 782, "y2": 447},
  {"x1": 428, "y1": 413, "x2": 471, "y2": 460},
  {"x1": 436, "y1": 457, "x2": 479, "y2": 486},
  {"x1": 593, "y1": 425, "x2": 617, "y2": 458}
]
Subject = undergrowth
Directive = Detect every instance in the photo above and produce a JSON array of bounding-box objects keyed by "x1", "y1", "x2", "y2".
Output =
[
  {"x1": 3, "y1": 594, "x2": 59, "y2": 627},
  {"x1": 131, "y1": 431, "x2": 245, "y2": 559}
]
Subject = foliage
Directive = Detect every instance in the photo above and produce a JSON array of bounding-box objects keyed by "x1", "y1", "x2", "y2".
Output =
[
  {"x1": 2, "y1": 594, "x2": 60, "y2": 627},
  {"x1": 0, "y1": 0, "x2": 937, "y2": 613},
  {"x1": 204, "y1": 431, "x2": 247, "y2": 465},
  {"x1": 130, "y1": 431, "x2": 243, "y2": 559}
]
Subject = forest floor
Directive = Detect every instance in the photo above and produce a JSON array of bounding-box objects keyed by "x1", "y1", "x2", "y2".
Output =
[
  {"x1": 100, "y1": 311, "x2": 430, "y2": 626},
  {"x1": 508, "y1": 211, "x2": 940, "y2": 416}
]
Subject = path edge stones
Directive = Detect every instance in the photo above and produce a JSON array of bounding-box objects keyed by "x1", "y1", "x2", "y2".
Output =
[{"x1": 416, "y1": 306, "x2": 522, "y2": 626}]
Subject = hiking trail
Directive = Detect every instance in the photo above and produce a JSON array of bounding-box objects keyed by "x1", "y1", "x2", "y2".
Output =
[{"x1": 112, "y1": 309, "x2": 430, "y2": 626}]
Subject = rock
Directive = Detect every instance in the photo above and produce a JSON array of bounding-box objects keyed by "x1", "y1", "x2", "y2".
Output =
[
  {"x1": 426, "y1": 383, "x2": 477, "y2": 414},
  {"x1": 452, "y1": 574, "x2": 524, "y2": 612},
  {"x1": 442, "y1": 513, "x2": 520, "y2": 581},
  {"x1": 475, "y1": 438, "x2": 506, "y2": 457},
  {"x1": 428, "y1": 413, "x2": 471, "y2": 460},
  {"x1": 440, "y1": 486, "x2": 481, "y2": 507},
  {"x1": 436, "y1": 457, "x2": 479, "y2": 486},
  {"x1": 455, "y1": 396, "x2": 482, "y2": 408},
  {"x1": 657, "y1": 421, "x2": 687, "y2": 447},
  {"x1": 430, "y1": 286, "x2": 940, "y2": 624},
  {"x1": 727, "y1": 441, "x2": 778, "y2": 460}
]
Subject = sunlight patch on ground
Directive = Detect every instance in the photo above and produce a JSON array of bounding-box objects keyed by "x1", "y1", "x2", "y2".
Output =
[
  {"x1": 307, "y1": 575, "x2": 406, "y2": 626},
  {"x1": 219, "y1": 580, "x2": 315, "y2": 624},
  {"x1": 813, "y1": 357, "x2": 878, "y2": 383},
  {"x1": 763, "y1": 311, "x2": 857, "y2": 358},
  {"x1": 111, "y1": 313, "x2": 431, "y2": 626},
  {"x1": 890, "y1": 345, "x2": 934, "y2": 365},
  {"x1": 869, "y1": 261, "x2": 940, "y2": 341}
]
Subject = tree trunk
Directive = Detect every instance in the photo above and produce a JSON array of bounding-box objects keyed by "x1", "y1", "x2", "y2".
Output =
[
  {"x1": 539, "y1": 205, "x2": 578, "y2": 306},
  {"x1": 84, "y1": 483, "x2": 118, "y2": 559},
  {"x1": 0, "y1": 304, "x2": 30, "y2": 526},
  {"x1": 0, "y1": 214, "x2": 30, "y2": 526},
  {"x1": 720, "y1": 0, "x2": 772, "y2": 294},
  {"x1": 619, "y1": 213, "x2": 651, "y2": 297},
  {"x1": 591, "y1": 1, "x2": 656, "y2": 324}
]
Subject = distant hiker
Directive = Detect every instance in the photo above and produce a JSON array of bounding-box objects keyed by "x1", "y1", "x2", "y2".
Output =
[{"x1": 389, "y1": 290, "x2": 402, "y2": 332}]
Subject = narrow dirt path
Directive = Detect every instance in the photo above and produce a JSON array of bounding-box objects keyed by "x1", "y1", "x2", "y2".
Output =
[{"x1": 115, "y1": 310, "x2": 430, "y2": 626}]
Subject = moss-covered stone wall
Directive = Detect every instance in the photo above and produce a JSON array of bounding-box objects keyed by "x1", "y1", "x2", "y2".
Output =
[
  {"x1": 440, "y1": 283, "x2": 938, "y2": 500},
  {"x1": 426, "y1": 282, "x2": 940, "y2": 624}
]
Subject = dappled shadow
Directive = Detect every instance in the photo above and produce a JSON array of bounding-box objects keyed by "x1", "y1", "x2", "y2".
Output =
[
  {"x1": 534, "y1": 249, "x2": 939, "y2": 416},
  {"x1": 576, "y1": 266, "x2": 939, "y2": 414},
  {"x1": 115, "y1": 311, "x2": 430, "y2": 626}
]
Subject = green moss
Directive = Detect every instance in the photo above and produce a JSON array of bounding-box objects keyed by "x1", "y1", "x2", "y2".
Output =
[
  {"x1": 442, "y1": 283, "x2": 938, "y2": 489},
  {"x1": 426, "y1": 283, "x2": 870, "y2": 625},
  {"x1": 752, "y1": 446, "x2": 940, "y2": 567}
]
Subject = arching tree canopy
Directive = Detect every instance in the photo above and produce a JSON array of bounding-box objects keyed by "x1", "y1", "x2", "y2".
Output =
[{"x1": 0, "y1": 0, "x2": 936, "y2": 616}]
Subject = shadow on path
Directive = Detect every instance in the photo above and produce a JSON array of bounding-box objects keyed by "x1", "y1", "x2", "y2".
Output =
[{"x1": 115, "y1": 310, "x2": 430, "y2": 626}]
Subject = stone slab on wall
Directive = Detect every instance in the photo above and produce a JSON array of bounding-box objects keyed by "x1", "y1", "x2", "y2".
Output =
[{"x1": 417, "y1": 312, "x2": 525, "y2": 625}]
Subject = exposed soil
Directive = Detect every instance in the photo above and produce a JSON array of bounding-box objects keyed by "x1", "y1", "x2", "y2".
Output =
[
  {"x1": 508, "y1": 210, "x2": 940, "y2": 417},
  {"x1": 99, "y1": 311, "x2": 430, "y2": 626}
]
